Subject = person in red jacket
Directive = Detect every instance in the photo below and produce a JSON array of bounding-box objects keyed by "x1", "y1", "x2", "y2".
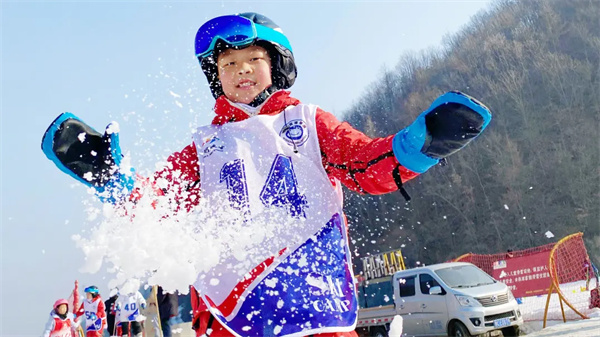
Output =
[
  {"x1": 158, "y1": 15, "x2": 488, "y2": 335},
  {"x1": 42, "y1": 12, "x2": 491, "y2": 337},
  {"x1": 42, "y1": 299, "x2": 79, "y2": 337},
  {"x1": 75, "y1": 286, "x2": 106, "y2": 337}
]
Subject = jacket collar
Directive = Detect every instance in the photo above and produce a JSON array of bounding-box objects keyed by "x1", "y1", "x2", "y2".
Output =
[{"x1": 211, "y1": 90, "x2": 300, "y2": 125}]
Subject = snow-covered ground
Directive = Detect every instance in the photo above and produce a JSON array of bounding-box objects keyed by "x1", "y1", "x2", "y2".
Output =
[
  {"x1": 516, "y1": 279, "x2": 600, "y2": 335},
  {"x1": 518, "y1": 280, "x2": 598, "y2": 322},
  {"x1": 521, "y1": 316, "x2": 600, "y2": 336}
]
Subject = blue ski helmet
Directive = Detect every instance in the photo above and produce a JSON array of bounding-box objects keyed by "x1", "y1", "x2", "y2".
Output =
[
  {"x1": 195, "y1": 13, "x2": 297, "y2": 99},
  {"x1": 84, "y1": 285, "x2": 99, "y2": 295}
]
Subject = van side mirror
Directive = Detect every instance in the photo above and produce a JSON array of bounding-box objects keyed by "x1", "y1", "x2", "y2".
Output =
[{"x1": 429, "y1": 286, "x2": 443, "y2": 295}]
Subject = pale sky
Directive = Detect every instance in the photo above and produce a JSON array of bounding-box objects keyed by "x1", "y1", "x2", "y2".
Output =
[{"x1": 1, "y1": 1, "x2": 491, "y2": 335}]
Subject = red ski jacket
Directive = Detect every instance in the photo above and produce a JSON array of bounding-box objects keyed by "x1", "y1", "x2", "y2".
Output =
[
  {"x1": 150, "y1": 90, "x2": 418, "y2": 212},
  {"x1": 149, "y1": 90, "x2": 419, "y2": 337}
]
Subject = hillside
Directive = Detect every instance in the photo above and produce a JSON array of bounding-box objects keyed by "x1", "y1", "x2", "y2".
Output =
[{"x1": 343, "y1": 0, "x2": 600, "y2": 266}]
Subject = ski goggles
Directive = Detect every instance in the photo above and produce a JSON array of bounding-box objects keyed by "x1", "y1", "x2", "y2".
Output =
[
  {"x1": 195, "y1": 15, "x2": 292, "y2": 59},
  {"x1": 84, "y1": 286, "x2": 99, "y2": 294}
]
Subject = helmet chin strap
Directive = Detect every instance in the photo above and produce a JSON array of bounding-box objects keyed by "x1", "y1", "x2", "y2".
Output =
[{"x1": 247, "y1": 85, "x2": 278, "y2": 107}]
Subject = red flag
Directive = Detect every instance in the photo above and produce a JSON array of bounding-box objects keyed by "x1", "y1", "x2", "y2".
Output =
[{"x1": 69, "y1": 280, "x2": 80, "y2": 314}]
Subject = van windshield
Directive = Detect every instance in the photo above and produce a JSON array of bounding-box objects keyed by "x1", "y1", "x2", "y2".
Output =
[{"x1": 434, "y1": 265, "x2": 495, "y2": 288}]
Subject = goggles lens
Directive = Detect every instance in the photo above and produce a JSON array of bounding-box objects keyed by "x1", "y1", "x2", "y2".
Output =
[
  {"x1": 195, "y1": 15, "x2": 256, "y2": 58},
  {"x1": 84, "y1": 286, "x2": 98, "y2": 294}
]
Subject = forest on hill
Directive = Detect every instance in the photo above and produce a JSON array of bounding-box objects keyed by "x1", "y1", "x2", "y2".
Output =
[{"x1": 343, "y1": 0, "x2": 600, "y2": 269}]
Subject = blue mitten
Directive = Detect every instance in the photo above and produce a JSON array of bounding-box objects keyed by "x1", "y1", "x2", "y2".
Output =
[
  {"x1": 41, "y1": 112, "x2": 135, "y2": 204},
  {"x1": 393, "y1": 91, "x2": 492, "y2": 173}
]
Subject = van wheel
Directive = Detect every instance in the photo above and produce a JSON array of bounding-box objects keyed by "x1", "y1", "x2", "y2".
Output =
[
  {"x1": 501, "y1": 326, "x2": 520, "y2": 336},
  {"x1": 451, "y1": 321, "x2": 472, "y2": 337},
  {"x1": 370, "y1": 327, "x2": 388, "y2": 337}
]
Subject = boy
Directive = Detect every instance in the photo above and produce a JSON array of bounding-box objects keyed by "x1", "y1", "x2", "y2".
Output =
[
  {"x1": 42, "y1": 12, "x2": 490, "y2": 337},
  {"x1": 115, "y1": 288, "x2": 146, "y2": 337},
  {"x1": 75, "y1": 286, "x2": 106, "y2": 337}
]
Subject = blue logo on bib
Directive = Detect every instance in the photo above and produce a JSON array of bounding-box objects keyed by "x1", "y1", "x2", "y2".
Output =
[
  {"x1": 280, "y1": 119, "x2": 309, "y2": 147},
  {"x1": 201, "y1": 135, "x2": 225, "y2": 158}
]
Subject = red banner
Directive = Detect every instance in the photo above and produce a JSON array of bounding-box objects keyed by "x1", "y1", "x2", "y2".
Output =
[{"x1": 492, "y1": 250, "x2": 551, "y2": 298}]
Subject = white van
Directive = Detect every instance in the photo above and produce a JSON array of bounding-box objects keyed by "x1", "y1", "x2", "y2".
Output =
[{"x1": 356, "y1": 262, "x2": 523, "y2": 336}]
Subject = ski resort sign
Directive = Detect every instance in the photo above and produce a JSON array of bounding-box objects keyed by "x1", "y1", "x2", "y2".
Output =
[{"x1": 492, "y1": 250, "x2": 551, "y2": 298}]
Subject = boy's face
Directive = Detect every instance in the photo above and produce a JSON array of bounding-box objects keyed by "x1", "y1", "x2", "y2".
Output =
[
  {"x1": 217, "y1": 45, "x2": 272, "y2": 104},
  {"x1": 56, "y1": 304, "x2": 68, "y2": 315},
  {"x1": 86, "y1": 293, "x2": 93, "y2": 300}
]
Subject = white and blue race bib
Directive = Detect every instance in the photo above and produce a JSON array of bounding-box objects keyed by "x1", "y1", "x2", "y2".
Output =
[
  {"x1": 116, "y1": 292, "x2": 145, "y2": 322},
  {"x1": 83, "y1": 299, "x2": 103, "y2": 331},
  {"x1": 193, "y1": 104, "x2": 357, "y2": 337}
]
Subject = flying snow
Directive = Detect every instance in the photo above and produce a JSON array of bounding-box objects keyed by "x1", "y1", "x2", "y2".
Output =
[
  {"x1": 105, "y1": 122, "x2": 120, "y2": 135},
  {"x1": 72, "y1": 181, "x2": 307, "y2": 293}
]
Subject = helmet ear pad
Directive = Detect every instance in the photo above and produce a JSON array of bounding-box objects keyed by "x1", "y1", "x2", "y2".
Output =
[
  {"x1": 200, "y1": 40, "x2": 297, "y2": 100},
  {"x1": 255, "y1": 40, "x2": 297, "y2": 92},
  {"x1": 201, "y1": 55, "x2": 224, "y2": 99}
]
